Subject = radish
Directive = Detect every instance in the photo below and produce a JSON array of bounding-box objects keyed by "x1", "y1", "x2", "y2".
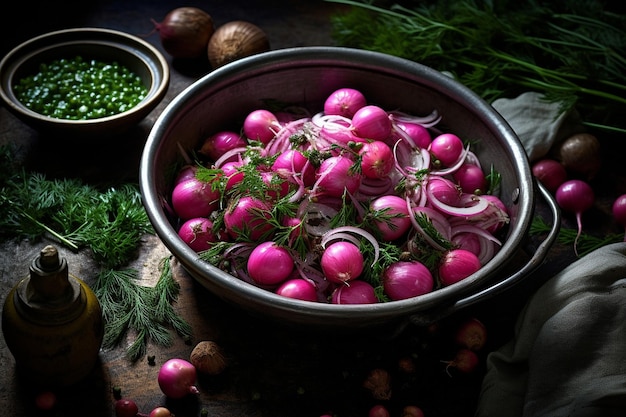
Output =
[
  {"x1": 612, "y1": 194, "x2": 626, "y2": 241},
  {"x1": 442, "y1": 348, "x2": 479, "y2": 375},
  {"x1": 532, "y1": 158, "x2": 567, "y2": 193},
  {"x1": 555, "y1": 179, "x2": 595, "y2": 256},
  {"x1": 454, "y1": 317, "x2": 487, "y2": 351}
]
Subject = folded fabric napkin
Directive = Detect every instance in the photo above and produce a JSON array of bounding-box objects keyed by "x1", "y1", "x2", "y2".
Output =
[
  {"x1": 476, "y1": 242, "x2": 626, "y2": 417},
  {"x1": 491, "y1": 91, "x2": 583, "y2": 162}
]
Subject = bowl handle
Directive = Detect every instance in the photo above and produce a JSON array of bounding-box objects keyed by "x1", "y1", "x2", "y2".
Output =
[{"x1": 408, "y1": 182, "x2": 561, "y2": 326}]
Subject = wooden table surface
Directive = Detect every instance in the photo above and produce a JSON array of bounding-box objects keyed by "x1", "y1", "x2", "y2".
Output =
[{"x1": 1, "y1": 1, "x2": 624, "y2": 417}]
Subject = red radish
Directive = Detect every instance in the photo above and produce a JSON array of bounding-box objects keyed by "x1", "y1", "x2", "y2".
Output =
[
  {"x1": 455, "y1": 317, "x2": 488, "y2": 351},
  {"x1": 359, "y1": 140, "x2": 394, "y2": 179},
  {"x1": 223, "y1": 196, "x2": 273, "y2": 241},
  {"x1": 612, "y1": 194, "x2": 626, "y2": 241},
  {"x1": 157, "y1": 358, "x2": 199, "y2": 399},
  {"x1": 454, "y1": 163, "x2": 487, "y2": 194},
  {"x1": 442, "y1": 348, "x2": 479, "y2": 375},
  {"x1": 199, "y1": 130, "x2": 247, "y2": 162},
  {"x1": 35, "y1": 391, "x2": 57, "y2": 411},
  {"x1": 439, "y1": 249, "x2": 481, "y2": 286},
  {"x1": 323, "y1": 87, "x2": 367, "y2": 118},
  {"x1": 555, "y1": 179, "x2": 595, "y2": 256},
  {"x1": 351, "y1": 105, "x2": 392, "y2": 141},
  {"x1": 320, "y1": 241, "x2": 364, "y2": 284},
  {"x1": 430, "y1": 132, "x2": 464, "y2": 167},
  {"x1": 276, "y1": 278, "x2": 318, "y2": 301},
  {"x1": 243, "y1": 109, "x2": 281, "y2": 144},
  {"x1": 368, "y1": 195, "x2": 412, "y2": 241},
  {"x1": 171, "y1": 177, "x2": 220, "y2": 220},
  {"x1": 247, "y1": 241, "x2": 294, "y2": 286},
  {"x1": 382, "y1": 261, "x2": 433, "y2": 300},
  {"x1": 114, "y1": 399, "x2": 139, "y2": 417},
  {"x1": 369, "y1": 404, "x2": 390, "y2": 417},
  {"x1": 331, "y1": 279, "x2": 378, "y2": 304},
  {"x1": 151, "y1": 7, "x2": 214, "y2": 58},
  {"x1": 178, "y1": 217, "x2": 217, "y2": 252},
  {"x1": 222, "y1": 161, "x2": 245, "y2": 191},
  {"x1": 532, "y1": 158, "x2": 567, "y2": 193}
]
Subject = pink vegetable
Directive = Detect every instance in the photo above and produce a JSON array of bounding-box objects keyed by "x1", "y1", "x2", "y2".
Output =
[
  {"x1": 382, "y1": 261, "x2": 433, "y2": 301},
  {"x1": 199, "y1": 130, "x2": 247, "y2": 162},
  {"x1": 369, "y1": 404, "x2": 390, "y2": 417},
  {"x1": 177, "y1": 217, "x2": 217, "y2": 252},
  {"x1": 454, "y1": 163, "x2": 487, "y2": 194},
  {"x1": 438, "y1": 249, "x2": 481, "y2": 286},
  {"x1": 368, "y1": 195, "x2": 412, "y2": 241},
  {"x1": 331, "y1": 280, "x2": 378, "y2": 304},
  {"x1": 613, "y1": 194, "x2": 626, "y2": 241},
  {"x1": 430, "y1": 132, "x2": 464, "y2": 167},
  {"x1": 223, "y1": 196, "x2": 273, "y2": 241},
  {"x1": 171, "y1": 177, "x2": 220, "y2": 220},
  {"x1": 157, "y1": 358, "x2": 199, "y2": 399},
  {"x1": 532, "y1": 158, "x2": 567, "y2": 193},
  {"x1": 323, "y1": 87, "x2": 367, "y2": 118},
  {"x1": 314, "y1": 155, "x2": 362, "y2": 198},
  {"x1": 359, "y1": 140, "x2": 394, "y2": 179},
  {"x1": 351, "y1": 105, "x2": 392, "y2": 141},
  {"x1": 555, "y1": 179, "x2": 595, "y2": 256},
  {"x1": 247, "y1": 241, "x2": 294, "y2": 286},
  {"x1": 243, "y1": 109, "x2": 281, "y2": 144},
  {"x1": 320, "y1": 241, "x2": 364, "y2": 284},
  {"x1": 275, "y1": 278, "x2": 317, "y2": 301}
]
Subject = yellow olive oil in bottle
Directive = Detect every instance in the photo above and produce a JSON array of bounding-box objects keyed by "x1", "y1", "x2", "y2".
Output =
[{"x1": 2, "y1": 245, "x2": 104, "y2": 386}]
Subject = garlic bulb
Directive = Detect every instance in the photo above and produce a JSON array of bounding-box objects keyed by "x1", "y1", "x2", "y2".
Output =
[{"x1": 207, "y1": 21, "x2": 270, "y2": 69}]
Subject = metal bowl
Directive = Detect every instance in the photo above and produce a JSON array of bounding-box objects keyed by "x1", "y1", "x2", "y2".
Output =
[
  {"x1": 0, "y1": 28, "x2": 169, "y2": 137},
  {"x1": 140, "y1": 47, "x2": 559, "y2": 328}
]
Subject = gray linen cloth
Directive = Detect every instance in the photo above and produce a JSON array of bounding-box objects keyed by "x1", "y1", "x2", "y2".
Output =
[
  {"x1": 491, "y1": 91, "x2": 583, "y2": 162},
  {"x1": 476, "y1": 242, "x2": 626, "y2": 417}
]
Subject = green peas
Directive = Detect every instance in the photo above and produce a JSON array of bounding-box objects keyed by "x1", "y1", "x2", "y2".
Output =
[{"x1": 13, "y1": 56, "x2": 148, "y2": 120}]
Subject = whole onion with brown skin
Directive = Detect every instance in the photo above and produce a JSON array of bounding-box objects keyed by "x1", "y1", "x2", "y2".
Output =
[
  {"x1": 208, "y1": 20, "x2": 270, "y2": 68},
  {"x1": 152, "y1": 7, "x2": 215, "y2": 59}
]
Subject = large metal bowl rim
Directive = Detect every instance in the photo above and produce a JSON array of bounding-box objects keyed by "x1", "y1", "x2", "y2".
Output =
[{"x1": 140, "y1": 46, "x2": 534, "y2": 321}]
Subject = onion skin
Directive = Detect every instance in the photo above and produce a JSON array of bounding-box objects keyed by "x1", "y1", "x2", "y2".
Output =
[
  {"x1": 178, "y1": 217, "x2": 217, "y2": 252},
  {"x1": 438, "y1": 249, "x2": 481, "y2": 286},
  {"x1": 320, "y1": 241, "x2": 364, "y2": 284},
  {"x1": 208, "y1": 21, "x2": 270, "y2": 69},
  {"x1": 247, "y1": 241, "x2": 294, "y2": 286},
  {"x1": 275, "y1": 278, "x2": 318, "y2": 301},
  {"x1": 382, "y1": 261, "x2": 433, "y2": 301},
  {"x1": 154, "y1": 7, "x2": 215, "y2": 58},
  {"x1": 323, "y1": 87, "x2": 367, "y2": 118},
  {"x1": 331, "y1": 280, "x2": 378, "y2": 304}
]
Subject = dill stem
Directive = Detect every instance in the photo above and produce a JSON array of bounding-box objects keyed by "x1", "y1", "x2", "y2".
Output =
[{"x1": 20, "y1": 210, "x2": 80, "y2": 250}]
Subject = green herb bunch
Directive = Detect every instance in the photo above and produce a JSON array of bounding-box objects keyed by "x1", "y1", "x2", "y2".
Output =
[
  {"x1": 328, "y1": 0, "x2": 626, "y2": 134},
  {"x1": 0, "y1": 146, "x2": 191, "y2": 361}
]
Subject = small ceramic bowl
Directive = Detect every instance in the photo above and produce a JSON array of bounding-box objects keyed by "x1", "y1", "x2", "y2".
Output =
[{"x1": 0, "y1": 27, "x2": 169, "y2": 137}]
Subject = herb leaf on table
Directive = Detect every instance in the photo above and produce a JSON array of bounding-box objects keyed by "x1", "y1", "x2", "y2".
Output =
[{"x1": 0, "y1": 145, "x2": 191, "y2": 361}]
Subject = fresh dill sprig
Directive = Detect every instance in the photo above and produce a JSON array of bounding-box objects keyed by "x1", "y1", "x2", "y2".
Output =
[
  {"x1": 530, "y1": 216, "x2": 622, "y2": 257},
  {"x1": 0, "y1": 145, "x2": 190, "y2": 361},
  {"x1": 93, "y1": 258, "x2": 192, "y2": 362}
]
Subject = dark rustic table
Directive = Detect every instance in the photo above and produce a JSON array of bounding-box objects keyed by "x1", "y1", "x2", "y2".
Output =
[{"x1": 1, "y1": 2, "x2": 624, "y2": 417}]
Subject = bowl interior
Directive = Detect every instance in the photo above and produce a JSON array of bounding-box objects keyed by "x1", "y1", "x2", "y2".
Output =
[
  {"x1": 141, "y1": 47, "x2": 534, "y2": 327},
  {"x1": 0, "y1": 28, "x2": 169, "y2": 134}
]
